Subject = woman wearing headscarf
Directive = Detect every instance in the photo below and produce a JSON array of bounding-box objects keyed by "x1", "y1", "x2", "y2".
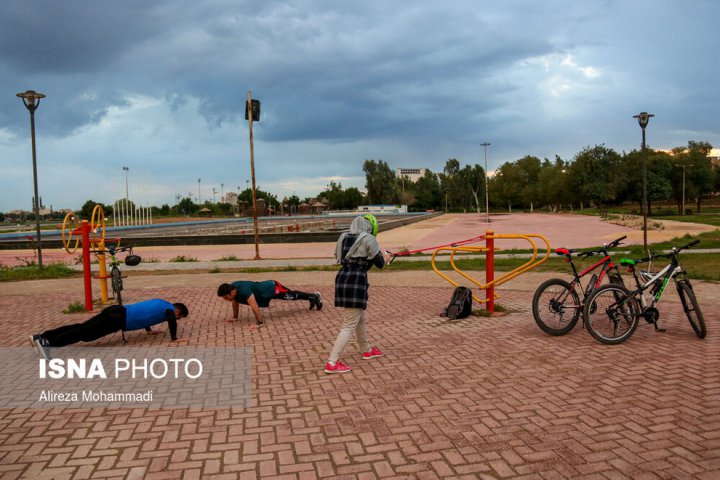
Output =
[{"x1": 324, "y1": 214, "x2": 392, "y2": 374}]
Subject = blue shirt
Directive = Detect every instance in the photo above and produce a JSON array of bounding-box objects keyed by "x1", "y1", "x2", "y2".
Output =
[{"x1": 124, "y1": 299, "x2": 177, "y2": 338}]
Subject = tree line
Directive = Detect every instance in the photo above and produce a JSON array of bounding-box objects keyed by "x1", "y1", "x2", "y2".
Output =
[
  {"x1": 363, "y1": 141, "x2": 719, "y2": 214},
  {"x1": 7, "y1": 140, "x2": 715, "y2": 222}
]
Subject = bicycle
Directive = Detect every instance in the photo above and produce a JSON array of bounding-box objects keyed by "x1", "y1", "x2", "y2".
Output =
[
  {"x1": 582, "y1": 239, "x2": 706, "y2": 345},
  {"x1": 92, "y1": 245, "x2": 141, "y2": 305},
  {"x1": 532, "y1": 236, "x2": 626, "y2": 336}
]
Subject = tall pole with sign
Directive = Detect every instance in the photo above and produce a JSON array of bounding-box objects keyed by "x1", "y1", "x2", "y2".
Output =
[{"x1": 246, "y1": 92, "x2": 262, "y2": 260}]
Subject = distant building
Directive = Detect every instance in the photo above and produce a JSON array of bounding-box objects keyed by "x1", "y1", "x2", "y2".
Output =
[
  {"x1": 711, "y1": 148, "x2": 720, "y2": 167},
  {"x1": 358, "y1": 205, "x2": 408, "y2": 214},
  {"x1": 224, "y1": 192, "x2": 238, "y2": 205},
  {"x1": 395, "y1": 168, "x2": 428, "y2": 183}
]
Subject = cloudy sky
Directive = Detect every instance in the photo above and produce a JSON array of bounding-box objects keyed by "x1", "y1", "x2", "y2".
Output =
[{"x1": 1, "y1": 0, "x2": 718, "y2": 212}]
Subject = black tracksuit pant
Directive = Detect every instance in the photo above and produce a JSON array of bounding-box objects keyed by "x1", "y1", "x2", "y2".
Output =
[{"x1": 41, "y1": 305, "x2": 126, "y2": 347}]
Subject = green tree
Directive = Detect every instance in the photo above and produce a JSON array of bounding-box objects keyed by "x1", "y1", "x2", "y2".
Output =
[
  {"x1": 343, "y1": 187, "x2": 364, "y2": 209},
  {"x1": 237, "y1": 188, "x2": 279, "y2": 210},
  {"x1": 413, "y1": 170, "x2": 442, "y2": 210},
  {"x1": 537, "y1": 156, "x2": 571, "y2": 211},
  {"x1": 686, "y1": 141, "x2": 714, "y2": 213},
  {"x1": 490, "y1": 156, "x2": 542, "y2": 211},
  {"x1": 568, "y1": 145, "x2": 624, "y2": 209},
  {"x1": 363, "y1": 159, "x2": 398, "y2": 204},
  {"x1": 80, "y1": 200, "x2": 112, "y2": 220},
  {"x1": 458, "y1": 164, "x2": 486, "y2": 213},
  {"x1": 439, "y1": 159, "x2": 466, "y2": 211},
  {"x1": 172, "y1": 197, "x2": 198, "y2": 216}
]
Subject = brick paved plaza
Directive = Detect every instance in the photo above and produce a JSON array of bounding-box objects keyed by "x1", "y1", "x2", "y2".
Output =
[
  {"x1": 0, "y1": 269, "x2": 718, "y2": 479},
  {"x1": 1, "y1": 213, "x2": 719, "y2": 478}
]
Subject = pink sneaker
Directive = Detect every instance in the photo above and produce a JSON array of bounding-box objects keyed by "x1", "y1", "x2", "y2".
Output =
[
  {"x1": 362, "y1": 346, "x2": 384, "y2": 360},
  {"x1": 324, "y1": 360, "x2": 352, "y2": 374}
]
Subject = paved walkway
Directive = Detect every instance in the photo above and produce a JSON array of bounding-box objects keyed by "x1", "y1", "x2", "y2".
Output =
[{"x1": 0, "y1": 213, "x2": 718, "y2": 479}]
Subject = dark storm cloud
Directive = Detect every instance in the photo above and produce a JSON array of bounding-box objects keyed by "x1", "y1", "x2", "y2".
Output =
[
  {"x1": 1, "y1": 0, "x2": 719, "y2": 210},
  {"x1": 3, "y1": 0, "x2": 561, "y2": 141}
]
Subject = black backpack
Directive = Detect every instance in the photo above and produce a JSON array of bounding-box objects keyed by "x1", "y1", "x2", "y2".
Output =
[{"x1": 442, "y1": 286, "x2": 473, "y2": 320}]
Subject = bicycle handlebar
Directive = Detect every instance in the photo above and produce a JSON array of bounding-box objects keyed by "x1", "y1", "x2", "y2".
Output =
[
  {"x1": 573, "y1": 235, "x2": 627, "y2": 259},
  {"x1": 90, "y1": 246, "x2": 135, "y2": 257},
  {"x1": 649, "y1": 239, "x2": 699, "y2": 260},
  {"x1": 605, "y1": 235, "x2": 627, "y2": 249}
]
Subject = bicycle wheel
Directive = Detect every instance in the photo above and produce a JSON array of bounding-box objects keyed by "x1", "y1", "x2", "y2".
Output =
[
  {"x1": 111, "y1": 267, "x2": 123, "y2": 305},
  {"x1": 532, "y1": 278, "x2": 581, "y2": 336},
  {"x1": 583, "y1": 284, "x2": 639, "y2": 345},
  {"x1": 677, "y1": 281, "x2": 706, "y2": 339}
]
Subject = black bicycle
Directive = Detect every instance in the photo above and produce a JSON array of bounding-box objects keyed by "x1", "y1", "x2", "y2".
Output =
[
  {"x1": 583, "y1": 240, "x2": 705, "y2": 345},
  {"x1": 532, "y1": 236, "x2": 626, "y2": 336},
  {"x1": 92, "y1": 245, "x2": 141, "y2": 305}
]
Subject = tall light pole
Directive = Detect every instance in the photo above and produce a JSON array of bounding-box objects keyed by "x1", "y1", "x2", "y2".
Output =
[
  {"x1": 481, "y1": 142, "x2": 491, "y2": 223},
  {"x1": 17, "y1": 90, "x2": 46, "y2": 269},
  {"x1": 198, "y1": 178, "x2": 201, "y2": 204},
  {"x1": 675, "y1": 163, "x2": 694, "y2": 215},
  {"x1": 221, "y1": 183, "x2": 224, "y2": 203},
  {"x1": 633, "y1": 112, "x2": 654, "y2": 254},
  {"x1": 246, "y1": 91, "x2": 262, "y2": 260},
  {"x1": 122, "y1": 166, "x2": 129, "y2": 200},
  {"x1": 212, "y1": 187, "x2": 217, "y2": 203}
]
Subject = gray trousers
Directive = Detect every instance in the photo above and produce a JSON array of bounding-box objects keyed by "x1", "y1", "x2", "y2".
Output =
[{"x1": 328, "y1": 308, "x2": 371, "y2": 363}]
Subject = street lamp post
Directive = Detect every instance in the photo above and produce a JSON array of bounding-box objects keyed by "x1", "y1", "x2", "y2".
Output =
[
  {"x1": 481, "y1": 142, "x2": 491, "y2": 223},
  {"x1": 122, "y1": 166, "x2": 129, "y2": 200},
  {"x1": 633, "y1": 112, "x2": 654, "y2": 254},
  {"x1": 122, "y1": 166, "x2": 130, "y2": 226},
  {"x1": 16, "y1": 90, "x2": 46, "y2": 269},
  {"x1": 246, "y1": 91, "x2": 262, "y2": 260},
  {"x1": 675, "y1": 163, "x2": 694, "y2": 215}
]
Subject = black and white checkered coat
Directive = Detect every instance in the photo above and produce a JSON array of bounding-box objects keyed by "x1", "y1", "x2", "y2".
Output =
[{"x1": 334, "y1": 217, "x2": 385, "y2": 309}]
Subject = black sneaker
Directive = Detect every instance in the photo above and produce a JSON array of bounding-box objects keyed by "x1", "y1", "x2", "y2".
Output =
[
  {"x1": 29, "y1": 334, "x2": 40, "y2": 353},
  {"x1": 314, "y1": 292, "x2": 323, "y2": 311},
  {"x1": 309, "y1": 297, "x2": 316, "y2": 310},
  {"x1": 32, "y1": 336, "x2": 52, "y2": 360}
]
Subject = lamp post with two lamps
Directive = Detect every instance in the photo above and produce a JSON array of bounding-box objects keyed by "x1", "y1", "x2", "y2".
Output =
[
  {"x1": 481, "y1": 142, "x2": 491, "y2": 224},
  {"x1": 633, "y1": 111, "x2": 654, "y2": 254},
  {"x1": 16, "y1": 90, "x2": 46, "y2": 269}
]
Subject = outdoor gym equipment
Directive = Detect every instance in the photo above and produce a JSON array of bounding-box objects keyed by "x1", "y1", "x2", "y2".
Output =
[
  {"x1": 62, "y1": 205, "x2": 112, "y2": 310},
  {"x1": 391, "y1": 230, "x2": 550, "y2": 313}
]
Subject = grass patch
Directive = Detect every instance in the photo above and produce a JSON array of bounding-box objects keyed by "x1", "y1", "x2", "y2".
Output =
[
  {"x1": 654, "y1": 213, "x2": 720, "y2": 227},
  {"x1": 214, "y1": 255, "x2": 240, "y2": 261},
  {"x1": 169, "y1": 255, "x2": 198, "y2": 263},
  {"x1": 63, "y1": 301, "x2": 87, "y2": 314},
  {"x1": 475, "y1": 303, "x2": 509, "y2": 317},
  {"x1": 209, "y1": 265, "x2": 221, "y2": 273},
  {"x1": 0, "y1": 262, "x2": 76, "y2": 282}
]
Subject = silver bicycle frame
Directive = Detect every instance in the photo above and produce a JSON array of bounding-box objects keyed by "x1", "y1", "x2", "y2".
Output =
[{"x1": 637, "y1": 263, "x2": 683, "y2": 309}]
